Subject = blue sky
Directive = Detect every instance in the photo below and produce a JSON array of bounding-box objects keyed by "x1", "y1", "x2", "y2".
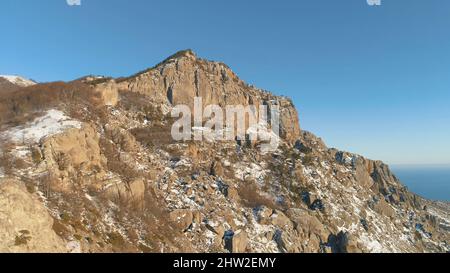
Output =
[{"x1": 1, "y1": 0, "x2": 449, "y2": 165}]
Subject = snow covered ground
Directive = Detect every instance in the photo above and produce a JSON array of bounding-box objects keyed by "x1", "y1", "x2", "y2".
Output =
[{"x1": 2, "y1": 109, "x2": 82, "y2": 143}]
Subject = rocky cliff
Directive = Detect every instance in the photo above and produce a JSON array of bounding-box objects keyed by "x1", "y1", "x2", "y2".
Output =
[
  {"x1": 86, "y1": 50, "x2": 301, "y2": 142},
  {"x1": 0, "y1": 51, "x2": 448, "y2": 253}
]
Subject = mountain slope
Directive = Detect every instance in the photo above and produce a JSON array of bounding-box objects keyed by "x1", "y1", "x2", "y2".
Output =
[
  {"x1": 0, "y1": 51, "x2": 448, "y2": 253},
  {"x1": 0, "y1": 75, "x2": 36, "y2": 88}
]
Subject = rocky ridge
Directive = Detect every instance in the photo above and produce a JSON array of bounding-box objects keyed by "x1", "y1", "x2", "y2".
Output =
[
  {"x1": 0, "y1": 50, "x2": 448, "y2": 253},
  {"x1": 0, "y1": 75, "x2": 36, "y2": 89}
]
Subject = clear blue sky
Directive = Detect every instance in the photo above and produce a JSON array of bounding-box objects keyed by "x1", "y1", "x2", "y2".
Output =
[{"x1": 1, "y1": 0, "x2": 449, "y2": 165}]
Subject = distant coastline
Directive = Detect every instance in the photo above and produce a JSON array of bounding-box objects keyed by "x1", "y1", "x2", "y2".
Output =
[
  {"x1": 391, "y1": 164, "x2": 450, "y2": 202},
  {"x1": 391, "y1": 164, "x2": 450, "y2": 169}
]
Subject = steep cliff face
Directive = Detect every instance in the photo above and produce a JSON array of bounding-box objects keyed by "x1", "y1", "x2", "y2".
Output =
[
  {"x1": 0, "y1": 51, "x2": 448, "y2": 253},
  {"x1": 86, "y1": 50, "x2": 301, "y2": 142}
]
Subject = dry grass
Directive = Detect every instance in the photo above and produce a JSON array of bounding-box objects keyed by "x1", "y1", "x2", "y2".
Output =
[
  {"x1": 99, "y1": 137, "x2": 142, "y2": 183},
  {"x1": 118, "y1": 91, "x2": 163, "y2": 119},
  {"x1": 0, "y1": 81, "x2": 102, "y2": 127},
  {"x1": 0, "y1": 148, "x2": 32, "y2": 176},
  {"x1": 14, "y1": 230, "x2": 31, "y2": 246},
  {"x1": 131, "y1": 124, "x2": 175, "y2": 149}
]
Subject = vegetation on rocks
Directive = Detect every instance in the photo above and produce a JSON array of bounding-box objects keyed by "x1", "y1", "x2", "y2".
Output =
[{"x1": 0, "y1": 51, "x2": 448, "y2": 253}]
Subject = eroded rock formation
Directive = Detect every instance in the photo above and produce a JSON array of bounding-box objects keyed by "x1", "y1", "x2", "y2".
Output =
[{"x1": 0, "y1": 50, "x2": 448, "y2": 253}]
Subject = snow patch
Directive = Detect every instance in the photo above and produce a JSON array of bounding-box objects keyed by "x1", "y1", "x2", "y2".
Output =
[
  {"x1": 10, "y1": 146, "x2": 31, "y2": 158},
  {"x1": 359, "y1": 233, "x2": 386, "y2": 253},
  {"x1": 67, "y1": 241, "x2": 82, "y2": 253},
  {"x1": 2, "y1": 109, "x2": 82, "y2": 143},
  {"x1": 234, "y1": 163, "x2": 267, "y2": 185},
  {"x1": 0, "y1": 75, "x2": 36, "y2": 87}
]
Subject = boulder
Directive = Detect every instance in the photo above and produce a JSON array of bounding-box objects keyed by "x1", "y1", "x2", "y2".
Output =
[
  {"x1": 209, "y1": 161, "x2": 224, "y2": 177},
  {"x1": 223, "y1": 229, "x2": 248, "y2": 253},
  {"x1": 105, "y1": 178, "x2": 146, "y2": 204},
  {"x1": 273, "y1": 229, "x2": 290, "y2": 253},
  {"x1": 270, "y1": 210, "x2": 293, "y2": 230},
  {"x1": 169, "y1": 209, "x2": 194, "y2": 232},
  {"x1": 309, "y1": 199, "x2": 325, "y2": 212},
  {"x1": 292, "y1": 209, "x2": 329, "y2": 242},
  {"x1": 232, "y1": 230, "x2": 248, "y2": 253},
  {"x1": 254, "y1": 206, "x2": 273, "y2": 224},
  {"x1": 373, "y1": 198, "x2": 395, "y2": 218},
  {"x1": 192, "y1": 211, "x2": 202, "y2": 224},
  {"x1": 227, "y1": 186, "x2": 239, "y2": 201}
]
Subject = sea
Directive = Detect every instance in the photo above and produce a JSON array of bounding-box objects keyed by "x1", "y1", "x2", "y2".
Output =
[{"x1": 390, "y1": 165, "x2": 450, "y2": 202}]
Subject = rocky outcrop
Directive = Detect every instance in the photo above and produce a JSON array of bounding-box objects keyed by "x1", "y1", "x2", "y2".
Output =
[
  {"x1": 93, "y1": 80, "x2": 119, "y2": 107},
  {"x1": 170, "y1": 209, "x2": 194, "y2": 232},
  {"x1": 0, "y1": 180, "x2": 66, "y2": 253},
  {"x1": 104, "y1": 178, "x2": 146, "y2": 204},
  {"x1": 223, "y1": 229, "x2": 248, "y2": 253},
  {"x1": 113, "y1": 50, "x2": 301, "y2": 142},
  {"x1": 38, "y1": 124, "x2": 107, "y2": 191}
]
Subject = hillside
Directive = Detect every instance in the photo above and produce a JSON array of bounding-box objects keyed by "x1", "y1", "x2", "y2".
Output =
[
  {"x1": 0, "y1": 50, "x2": 448, "y2": 253},
  {"x1": 0, "y1": 75, "x2": 36, "y2": 90}
]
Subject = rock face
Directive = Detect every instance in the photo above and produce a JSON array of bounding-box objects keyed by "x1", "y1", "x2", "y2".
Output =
[
  {"x1": 170, "y1": 209, "x2": 194, "y2": 232},
  {"x1": 0, "y1": 180, "x2": 67, "y2": 253},
  {"x1": 0, "y1": 50, "x2": 448, "y2": 253},
  {"x1": 115, "y1": 50, "x2": 301, "y2": 142},
  {"x1": 223, "y1": 229, "x2": 248, "y2": 253},
  {"x1": 105, "y1": 178, "x2": 146, "y2": 204},
  {"x1": 93, "y1": 80, "x2": 119, "y2": 107},
  {"x1": 38, "y1": 124, "x2": 108, "y2": 192}
]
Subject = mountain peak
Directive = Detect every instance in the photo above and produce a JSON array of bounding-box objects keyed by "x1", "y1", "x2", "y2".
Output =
[
  {"x1": 0, "y1": 75, "x2": 36, "y2": 87},
  {"x1": 155, "y1": 49, "x2": 198, "y2": 67},
  {"x1": 167, "y1": 49, "x2": 197, "y2": 60}
]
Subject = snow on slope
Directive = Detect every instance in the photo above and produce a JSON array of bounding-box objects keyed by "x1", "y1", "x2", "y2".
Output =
[
  {"x1": 2, "y1": 109, "x2": 82, "y2": 143},
  {"x1": 0, "y1": 75, "x2": 36, "y2": 87}
]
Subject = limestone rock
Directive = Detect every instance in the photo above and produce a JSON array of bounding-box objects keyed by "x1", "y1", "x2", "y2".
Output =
[
  {"x1": 270, "y1": 210, "x2": 293, "y2": 230},
  {"x1": 209, "y1": 160, "x2": 224, "y2": 177},
  {"x1": 373, "y1": 198, "x2": 395, "y2": 218},
  {"x1": 292, "y1": 209, "x2": 329, "y2": 242},
  {"x1": 1, "y1": 51, "x2": 449, "y2": 254},
  {"x1": 254, "y1": 206, "x2": 274, "y2": 224},
  {"x1": 93, "y1": 80, "x2": 119, "y2": 106},
  {"x1": 223, "y1": 229, "x2": 248, "y2": 253},
  {"x1": 40, "y1": 124, "x2": 107, "y2": 188},
  {"x1": 105, "y1": 178, "x2": 146, "y2": 204},
  {"x1": 170, "y1": 209, "x2": 194, "y2": 231},
  {"x1": 232, "y1": 230, "x2": 248, "y2": 253},
  {"x1": 0, "y1": 180, "x2": 67, "y2": 253},
  {"x1": 105, "y1": 125, "x2": 139, "y2": 153},
  {"x1": 114, "y1": 50, "x2": 301, "y2": 143}
]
